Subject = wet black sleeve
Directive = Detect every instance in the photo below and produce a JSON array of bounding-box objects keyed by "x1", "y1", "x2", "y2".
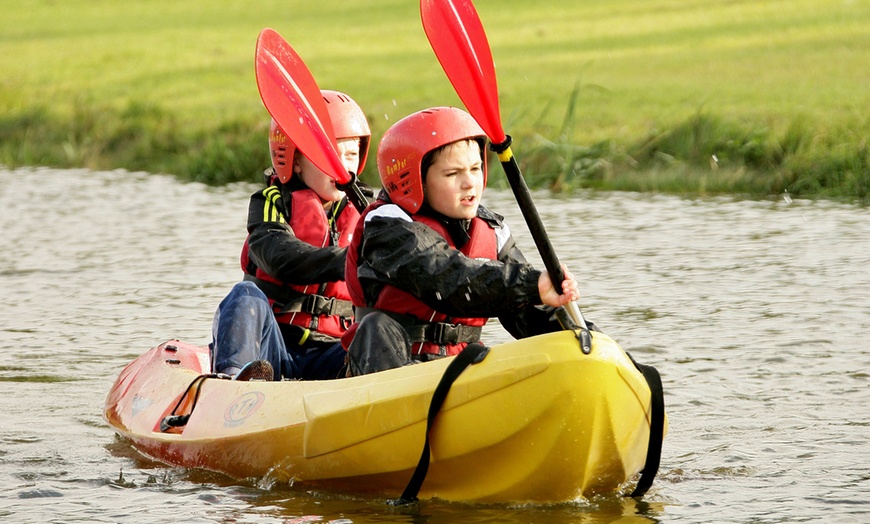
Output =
[
  {"x1": 357, "y1": 216, "x2": 542, "y2": 319},
  {"x1": 494, "y1": 239, "x2": 563, "y2": 339},
  {"x1": 245, "y1": 189, "x2": 346, "y2": 285}
]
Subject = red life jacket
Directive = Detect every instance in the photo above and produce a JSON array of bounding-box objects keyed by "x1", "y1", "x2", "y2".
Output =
[
  {"x1": 240, "y1": 186, "x2": 359, "y2": 339},
  {"x1": 345, "y1": 201, "x2": 497, "y2": 356}
]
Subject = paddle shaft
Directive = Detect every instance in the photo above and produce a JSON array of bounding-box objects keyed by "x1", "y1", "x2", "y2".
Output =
[
  {"x1": 493, "y1": 140, "x2": 587, "y2": 329},
  {"x1": 336, "y1": 176, "x2": 369, "y2": 214},
  {"x1": 490, "y1": 142, "x2": 560, "y2": 278},
  {"x1": 420, "y1": 0, "x2": 587, "y2": 330}
]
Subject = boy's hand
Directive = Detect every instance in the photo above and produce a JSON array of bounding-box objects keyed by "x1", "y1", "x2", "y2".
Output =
[{"x1": 538, "y1": 264, "x2": 580, "y2": 307}]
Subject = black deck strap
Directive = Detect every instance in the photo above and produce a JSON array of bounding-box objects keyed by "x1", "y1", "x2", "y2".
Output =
[
  {"x1": 387, "y1": 342, "x2": 490, "y2": 506},
  {"x1": 625, "y1": 355, "x2": 665, "y2": 498},
  {"x1": 159, "y1": 373, "x2": 215, "y2": 432}
]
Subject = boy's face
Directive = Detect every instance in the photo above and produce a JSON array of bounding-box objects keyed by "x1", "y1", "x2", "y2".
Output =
[
  {"x1": 423, "y1": 139, "x2": 484, "y2": 220},
  {"x1": 295, "y1": 138, "x2": 361, "y2": 203}
]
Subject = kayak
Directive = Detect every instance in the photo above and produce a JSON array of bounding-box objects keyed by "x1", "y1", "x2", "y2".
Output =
[{"x1": 104, "y1": 330, "x2": 666, "y2": 503}]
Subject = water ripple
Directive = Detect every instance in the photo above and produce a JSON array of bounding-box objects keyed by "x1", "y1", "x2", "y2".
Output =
[{"x1": 2, "y1": 168, "x2": 869, "y2": 522}]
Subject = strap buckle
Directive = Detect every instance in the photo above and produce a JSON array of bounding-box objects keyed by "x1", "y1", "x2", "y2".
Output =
[
  {"x1": 299, "y1": 294, "x2": 353, "y2": 318},
  {"x1": 426, "y1": 322, "x2": 457, "y2": 345},
  {"x1": 302, "y1": 295, "x2": 333, "y2": 316},
  {"x1": 423, "y1": 323, "x2": 482, "y2": 345}
]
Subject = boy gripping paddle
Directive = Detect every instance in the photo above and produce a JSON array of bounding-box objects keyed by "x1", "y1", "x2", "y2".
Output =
[
  {"x1": 210, "y1": 90, "x2": 371, "y2": 381},
  {"x1": 343, "y1": 106, "x2": 580, "y2": 376}
]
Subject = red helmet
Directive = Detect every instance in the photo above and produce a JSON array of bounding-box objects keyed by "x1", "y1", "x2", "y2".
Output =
[
  {"x1": 377, "y1": 107, "x2": 486, "y2": 214},
  {"x1": 269, "y1": 90, "x2": 371, "y2": 183}
]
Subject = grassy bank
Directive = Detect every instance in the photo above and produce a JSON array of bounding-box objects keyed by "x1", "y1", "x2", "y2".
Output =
[{"x1": 2, "y1": 0, "x2": 868, "y2": 201}]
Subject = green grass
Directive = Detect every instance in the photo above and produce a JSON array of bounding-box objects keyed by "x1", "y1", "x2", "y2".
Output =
[{"x1": 1, "y1": 0, "x2": 868, "y2": 200}]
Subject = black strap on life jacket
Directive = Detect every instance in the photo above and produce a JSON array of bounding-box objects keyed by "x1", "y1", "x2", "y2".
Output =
[
  {"x1": 625, "y1": 353, "x2": 665, "y2": 498},
  {"x1": 388, "y1": 342, "x2": 490, "y2": 506},
  {"x1": 243, "y1": 274, "x2": 354, "y2": 317},
  {"x1": 407, "y1": 322, "x2": 482, "y2": 346},
  {"x1": 354, "y1": 307, "x2": 483, "y2": 347}
]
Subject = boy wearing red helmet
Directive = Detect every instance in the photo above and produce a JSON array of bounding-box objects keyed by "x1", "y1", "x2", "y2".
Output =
[
  {"x1": 210, "y1": 90, "x2": 371, "y2": 381},
  {"x1": 343, "y1": 107, "x2": 579, "y2": 376}
]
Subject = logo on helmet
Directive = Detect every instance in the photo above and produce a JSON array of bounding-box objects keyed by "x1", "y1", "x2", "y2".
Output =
[
  {"x1": 385, "y1": 157, "x2": 409, "y2": 177},
  {"x1": 271, "y1": 128, "x2": 287, "y2": 144}
]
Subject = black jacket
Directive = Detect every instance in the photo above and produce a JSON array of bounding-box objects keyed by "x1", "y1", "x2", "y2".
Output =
[
  {"x1": 245, "y1": 176, "x2": 347, "y2": 286},
  {"x1": 355, "y1": 198, "x2": 562, "y2": 340}
]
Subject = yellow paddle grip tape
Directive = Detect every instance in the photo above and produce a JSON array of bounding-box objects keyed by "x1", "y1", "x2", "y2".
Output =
[{"x1": 497, "y1": 146, "x2": 514, "y2": 163}]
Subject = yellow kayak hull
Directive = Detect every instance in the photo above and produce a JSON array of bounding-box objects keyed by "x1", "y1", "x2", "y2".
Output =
[{"x1": 104, "y1": 330, "x2": 666, "y2": 503}]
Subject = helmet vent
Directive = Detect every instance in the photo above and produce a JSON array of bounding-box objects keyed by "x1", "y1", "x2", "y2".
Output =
[
  {"x1": 324, "y1": 92, "x2": 351, "y2": 104},
  {"x1": 385, "y1": 171, "x2": 411, "y2": 195},
  {"x1": 273, "y1": 147, "x2": 287, "y2": 166}
]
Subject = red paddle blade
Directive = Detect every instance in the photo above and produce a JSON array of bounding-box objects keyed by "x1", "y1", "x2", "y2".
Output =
[
  {"x1": 421, "y1": 0, "x2": 506, "y2": 144},
  {"x1": 255, "y1": 28, "x2": 351, "y2": 184}
]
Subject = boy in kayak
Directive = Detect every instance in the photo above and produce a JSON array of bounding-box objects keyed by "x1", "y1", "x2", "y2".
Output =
[
  {"x1": 343, "y1": 106, "x2": 579, "y2": 376},
  {"x1": 210, "y1": 90, "x2": 371, "y2": 381}
]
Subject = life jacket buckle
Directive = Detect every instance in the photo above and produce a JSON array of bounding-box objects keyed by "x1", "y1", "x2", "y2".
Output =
[
  {"x1": 301, "y1": 295, "x2": 332, "y2": 316},
  {"x1": 425, "y1": 322, "x2": 459, "y2": 345}
]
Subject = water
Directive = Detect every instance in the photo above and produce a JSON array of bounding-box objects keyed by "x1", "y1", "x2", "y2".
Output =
[{"x1": 1, "y1": 167, "x2": 868, "y2": 523}]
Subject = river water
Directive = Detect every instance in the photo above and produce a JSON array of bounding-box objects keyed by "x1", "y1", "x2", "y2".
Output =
[{"x1": 1, "y1": 166, "x2": 868, "y2": 523}]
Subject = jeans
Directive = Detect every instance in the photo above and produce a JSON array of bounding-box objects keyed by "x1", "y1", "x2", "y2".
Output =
[{"x1": 210, "y1": 281, "x2": 348, "y2": 380}]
